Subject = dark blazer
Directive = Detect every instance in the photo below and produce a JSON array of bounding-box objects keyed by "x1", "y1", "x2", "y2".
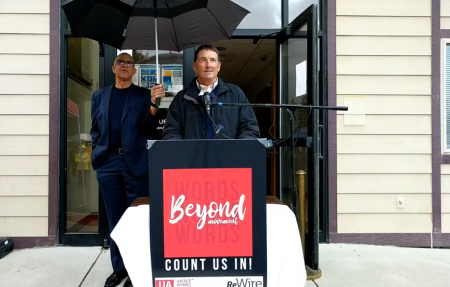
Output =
[{"x1": 90, "y1": 84, "x2": 158, "y2": 176}]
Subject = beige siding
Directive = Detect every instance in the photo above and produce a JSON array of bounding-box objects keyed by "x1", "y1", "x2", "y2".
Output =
[
  {"x1": 337, "y1": 155, "x2": 431, "y2": 174},
  {"x1": 442, "y1": 165, "x2": 450, "y2": 233},
  {"x1": 0, "y1": 35, "x2": 49, "y2": 54},
  {"x1": 337, "y1": 17, "x2": 431, "y2": 36},
  {"x1": 0, "y1": 14, "x2": 49, "y2": 34},
  {"x1": 0, "y1": 136, "x2": 49, "y2": 155},
  {"x1": 336, "y1": 115, "x2": 431, "y2": 134},
  {"x1": 336, "y1": 0, "x2": 431, "y2": 16},
  {"x1": 338, "y1": 174, "x2": 432, "y2": 194},
  {"x1": 0, "y1": 197, "x2": 48, "y2": 217},
  {"x1": 337, "y1": 56, "x2": 431, "y2": 75},
  {"x1": 0, "y1": 156, "x2": 49, "y2": 176},
  {"x1": 0, "y1": 115, "x2": 50, "y2": 135},
  {"x1": 337, "y1": 135, "x2": 431, "y2": 154},
  {"x1": 442, "y1": 0, "x2": 450, "y2": 29},
  {"x1": 336, "y1": 0, "x2": 432, "y2": 234},
  {"x1": 0, "y1": 95, "x2": 49, "y2": 115},
  {"x1": 0, "y1": 55, "x2": 49, "y2": 74},
  {"x1": 0, "y1": 0, "x2": 49, "y2": 13},
  {"x1": 338, "y1": 214, "x2": 433, "y2": 233},
  {"x1": 1, "y1": 217, "x2": 48, "y2": 237},
  {"x1": 0, "y1": 75, "x2": 49, "y2": 95},
  {"x1": 337, "y1": 75, "x2": 431, "y2": 95},
  {"x1": 443, "y1": 215, "x2": 450, "y2": 233},
  {"x1": 337, "y1": 37, "x2": 431, "y2": 56},
  {"x1": 0, "y1": 176, "x2": 48, "y2": 196},
  {"x1": 336, "y1": 95, "x2": 431, "y2": 114},
  {"x1": 0, "y1": 2, "x2": 50, "y2": 237}
]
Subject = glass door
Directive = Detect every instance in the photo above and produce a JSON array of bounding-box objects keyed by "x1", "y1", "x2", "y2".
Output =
[
  {"x1": 276, "y1": 4, "x2": 321, "y2": 271},
  {"x1": 59, "y1": 35, "x2": 109, "y2": 246}
]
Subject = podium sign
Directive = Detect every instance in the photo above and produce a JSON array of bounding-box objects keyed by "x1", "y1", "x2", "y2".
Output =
[{"x1": 148, "y1": 139, "x2": 268, "y2": 287}]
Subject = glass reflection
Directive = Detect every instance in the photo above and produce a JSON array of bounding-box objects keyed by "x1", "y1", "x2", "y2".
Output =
[
  {"x1": 280, "y1": 38, "x2": 308, "y2": 209},
  {"x1": 66, "y1": 38, "x2": 100, "y2": 233}
]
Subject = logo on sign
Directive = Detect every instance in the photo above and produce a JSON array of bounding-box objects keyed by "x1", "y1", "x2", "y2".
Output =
[
  {"x1": 169, "y1": 193, "x2": 247, "y2": 229},
  {"x1": 163, "y1": 168, "x2": 253, "y2": 258},
  {"x1": 176, "y1": 279, "x2": 193, "y2": 287},
  {"x1": 155, "y1": 279, "x2": 174, "y2": 287},
  {"x1": 226, "y1": 278, "x2": 263, "y2": 287}
]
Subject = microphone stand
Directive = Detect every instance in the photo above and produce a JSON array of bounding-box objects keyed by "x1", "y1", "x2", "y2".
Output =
[{"x1": 212, "y1": 101, "x2": 348, "y2": 224}]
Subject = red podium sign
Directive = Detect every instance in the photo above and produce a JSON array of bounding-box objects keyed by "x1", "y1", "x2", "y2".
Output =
[
  {"x1": 163, "y1": 168, "x2": 253, "y2": 258},
  {"x1": 148, "y1": 139, "x2": 267, "y2": 287}
]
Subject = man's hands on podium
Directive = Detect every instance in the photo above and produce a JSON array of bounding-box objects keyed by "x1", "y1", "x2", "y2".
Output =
[{"x1": 150, "y1": 83, "x2": 165, "y2": 115}]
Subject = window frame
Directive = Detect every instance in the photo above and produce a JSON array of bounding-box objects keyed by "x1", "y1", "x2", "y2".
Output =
[{"x1": 441, "y1": 38, "x2": 450, "y2": 154}]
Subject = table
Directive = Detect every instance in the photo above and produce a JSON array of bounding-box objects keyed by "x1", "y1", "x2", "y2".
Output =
[{"x1": 111, "y1": 196, "x2": 306, "y2": 287}]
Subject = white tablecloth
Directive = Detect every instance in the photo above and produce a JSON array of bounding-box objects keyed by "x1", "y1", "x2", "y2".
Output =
[{"x1": 111, "y1": 203, "x2": 306, "y2": 287}]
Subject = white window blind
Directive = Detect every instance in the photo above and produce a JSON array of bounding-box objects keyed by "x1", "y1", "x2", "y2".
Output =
[{"x1": 446, "y1": 43, "x2": 450, "y2": 151}]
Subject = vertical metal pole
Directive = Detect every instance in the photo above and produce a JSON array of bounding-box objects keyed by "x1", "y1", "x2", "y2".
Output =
[
  {"x1": 154, "y1": 0, "x2": 161, "y2": 106},
  {"x1": 288, "y1": 109, "x2": 298, "y2": 222},
  {"x1": 306, "y1": 4, "x2": 320, "y2": 273},
  {"x1": 320, "y1": 0, "x2": 329, "y2": 243},
  {"x1": 296, "y1": 170, "x2": 307, "y2": 257},
  {"x1": 155, "y1": 17, "x2": 159, "y2": 83}
]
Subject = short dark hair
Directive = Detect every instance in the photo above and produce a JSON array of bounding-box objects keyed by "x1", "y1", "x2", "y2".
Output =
[{"x1": 194, "y1": 45, "x2": 220, "y2": 62}]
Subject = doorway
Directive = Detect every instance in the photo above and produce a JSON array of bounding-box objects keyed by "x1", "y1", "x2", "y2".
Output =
[{"x1": 59, "y1": 36, "x2": 109, "y2": 246}]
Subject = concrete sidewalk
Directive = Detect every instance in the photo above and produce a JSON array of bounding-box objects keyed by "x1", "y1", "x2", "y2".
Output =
[
  {"x1": 310, "y1": 244, "x2": 450, "y2": 287},
  {"x1": 0, "y1": 243, "x2": 449, "y2": 287}
]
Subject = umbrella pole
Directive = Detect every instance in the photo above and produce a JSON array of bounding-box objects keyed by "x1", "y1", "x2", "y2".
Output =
[
  {"x1": 155, "y1": 17, "x2": 159, "y2": 84},
  {"x1": 154, "y1": 0, "x2": 161, "y2": 106}
]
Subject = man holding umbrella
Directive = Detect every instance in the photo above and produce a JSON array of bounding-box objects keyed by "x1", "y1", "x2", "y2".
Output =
[
  {"x1": 155, "y1": 44, "x2": 260, "y2": 140},
  {"x1": 90, "y1": 52, "x2": 165, "y2": 287}
]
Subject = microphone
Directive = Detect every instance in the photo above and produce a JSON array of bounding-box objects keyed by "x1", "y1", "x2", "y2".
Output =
[{"x1": 204, "y1": 91, "x2": 211, "y2": 116}]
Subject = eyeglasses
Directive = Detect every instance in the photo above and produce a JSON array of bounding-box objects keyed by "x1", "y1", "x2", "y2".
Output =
[{"x1": 115, "y1": 60, "x2": 135, "y2": 67}]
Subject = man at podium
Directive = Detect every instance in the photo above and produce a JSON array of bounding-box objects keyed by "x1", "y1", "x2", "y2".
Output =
[{"x1": 151, "y1": 44, "x2": 260, "y2": 140}]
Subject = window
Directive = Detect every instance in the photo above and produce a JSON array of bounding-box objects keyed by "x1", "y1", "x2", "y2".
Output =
[{"x1": 443, "y1": 40, "x2": 450, "y2": 153}]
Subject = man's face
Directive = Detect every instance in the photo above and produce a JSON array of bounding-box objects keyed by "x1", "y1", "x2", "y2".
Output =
[
  {"x1": 112, "y1": 54, "x2": 136, "y2": 79},
  {"x1": 193, "y1": 49, "x2": 221, "y2": 83}
]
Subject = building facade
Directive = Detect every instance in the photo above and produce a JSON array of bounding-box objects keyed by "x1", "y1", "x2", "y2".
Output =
[
  {"x1": 329, "y1": 0, "x2": 450, "y2": 246},
  {"x1": 0, "y1": 0, "x2": 448, "y2": 252}
]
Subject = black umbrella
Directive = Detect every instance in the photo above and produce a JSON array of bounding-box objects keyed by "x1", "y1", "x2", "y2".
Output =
[
  {"x1": 62, "y1": 0, "x2": 250, "y2": 51},
  {"x1": 62, "y1": 0, "x2": 250, "y2": 83}
]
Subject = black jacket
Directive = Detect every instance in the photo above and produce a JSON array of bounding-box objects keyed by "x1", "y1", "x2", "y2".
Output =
[{"x1": 162, "y1": 78, "x2": 260, "y2": 140}]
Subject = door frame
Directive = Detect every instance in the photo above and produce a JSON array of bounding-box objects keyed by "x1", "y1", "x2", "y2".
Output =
[
  {"x1": 58, "y1": 16, "x2": 110, "y2": 246},
  {"x1": 275, "y1": 3, "x2": 324, "y2": 271}
]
